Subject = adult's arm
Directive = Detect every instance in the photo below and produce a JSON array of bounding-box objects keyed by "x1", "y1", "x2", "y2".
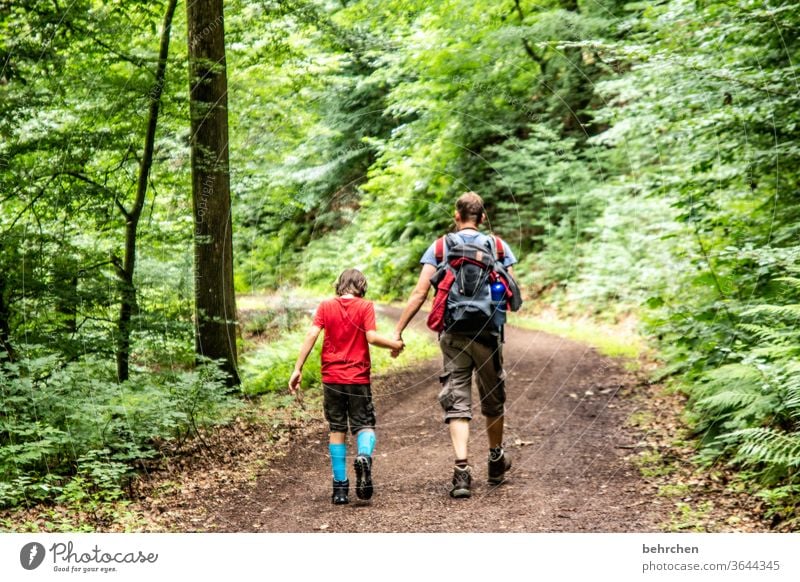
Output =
[{"x1": 394, "y1": 263, "x2": 437, "y2": 340}]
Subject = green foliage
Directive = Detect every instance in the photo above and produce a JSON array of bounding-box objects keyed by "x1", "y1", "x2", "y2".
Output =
[
  {"x1": 755, "y1": 484, "x2": 800, "y2": 530},
  {"x1": 230, "y1": 0, "x2": 621, "y2": 297},
  {"x1": 236, "y1": 0, "x2": 800, "y2": 522},
  {"x1": 0, "y1": 0, "x2": 216, "y2": 513},
  {"x1": 3, "y1": 0, "x2": 800, "y2": 527},
  {"x1": 682, "y1": 275, "x2": 800, "y2": 519},
  {"x1": 241, "y1": 326, "x2": 323, "y2": 395},
  {"x1": 0, "y1": 355, "x2": 239, "y2": 508}
]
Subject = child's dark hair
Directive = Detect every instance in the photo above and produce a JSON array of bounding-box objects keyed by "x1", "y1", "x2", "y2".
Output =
[{"x1": 335, "y1": 268, "x2": 368, "y2": 297}]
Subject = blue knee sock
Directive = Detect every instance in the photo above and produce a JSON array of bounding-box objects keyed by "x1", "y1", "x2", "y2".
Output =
[
  {"x1": 329, "y1": 443, "x2": 347, "y2": 481},
  {"x1": 357, "y1": 430, "x2": 376, "y2": 457}
]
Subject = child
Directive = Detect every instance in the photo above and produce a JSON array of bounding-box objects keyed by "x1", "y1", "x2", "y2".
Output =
[{"x1": 288, "y1": 268, "x2": 404, "y2": 504}]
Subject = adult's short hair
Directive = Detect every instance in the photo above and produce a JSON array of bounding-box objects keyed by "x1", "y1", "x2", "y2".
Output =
[
  {"x1": 456, "y1": 192, "x2": 485, "y2": 225},
  {"x1": 335, "y1": 268, "x2": 368, "y2": 297}
]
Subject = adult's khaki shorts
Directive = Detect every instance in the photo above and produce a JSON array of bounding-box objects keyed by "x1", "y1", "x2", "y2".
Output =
[{"x1": 437, "y1": 332, "x2": 506, "y2": 422}]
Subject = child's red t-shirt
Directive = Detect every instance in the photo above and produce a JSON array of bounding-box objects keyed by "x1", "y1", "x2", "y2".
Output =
[{"x1": 312, "y1": 297, "x2": 377, "y2": 384}]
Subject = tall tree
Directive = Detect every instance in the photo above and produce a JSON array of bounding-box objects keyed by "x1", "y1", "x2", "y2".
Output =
[
  {"x1": 114, "y1": 0, "x2": 179, "y2": 382},
  {"x1": 186, "y1": 0, "x2": 240, "y2": 385}
]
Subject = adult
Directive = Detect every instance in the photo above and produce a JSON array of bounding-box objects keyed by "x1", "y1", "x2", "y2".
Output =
[{"x1": 394, "y1": 192, "x2": 518, "y2": 498}]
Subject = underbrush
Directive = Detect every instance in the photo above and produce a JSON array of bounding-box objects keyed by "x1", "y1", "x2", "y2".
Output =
[
  {"x1": 1, "y1": 294, "x2": 438, "y2": 530},
  {"x1": 0, "y1": 354, "x2": 240, "y2": 514},
  {"x1": 532, "y1": 270, "x2": 800, "y2": 530}
]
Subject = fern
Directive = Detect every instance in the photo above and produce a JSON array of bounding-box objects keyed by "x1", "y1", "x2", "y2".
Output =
[
  {"x1": 695, "y1": 390, "x2": 770, "y2": 415},
  {"x1": 743, "y1": 304, "x2": 800, "y2": 321},
  {"x1": 773, "y1": 276, "x2": 800, "y2": 289},
  {"x1": 0, "y1": 355, "x2": 239, "y2": 508},
  {"x1": 738, "y1": 323, "x2": 795, "y2": 345},
  {"x1": 731, "y1": 428, "x2": 800, "y2": 469}
]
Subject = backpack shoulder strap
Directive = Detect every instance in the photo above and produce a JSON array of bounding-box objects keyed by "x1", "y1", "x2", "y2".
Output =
[
  {"x1": 493, "y1": 235, "x2": 505, "y2": 262},
  {"x1": 434, "y1": 236, "x2": 445, "y2": 264},
  {"x1": 439, "y1": 232, "x2": 464, "y2": 263}
]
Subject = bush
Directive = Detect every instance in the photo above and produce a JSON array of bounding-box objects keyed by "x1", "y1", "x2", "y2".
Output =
[{"x1": 0, "y1": 353, "x2": 239, "y2": 508}]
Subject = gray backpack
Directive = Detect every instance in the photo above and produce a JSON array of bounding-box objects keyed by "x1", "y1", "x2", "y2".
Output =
[{"x1": 429, "y1": 233, "x2": 522, "y2": 335}]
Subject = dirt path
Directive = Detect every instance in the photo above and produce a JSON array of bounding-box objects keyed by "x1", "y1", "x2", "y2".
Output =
[{"x1": 171, "y1": 308, "x2": 667, "y2": 532}]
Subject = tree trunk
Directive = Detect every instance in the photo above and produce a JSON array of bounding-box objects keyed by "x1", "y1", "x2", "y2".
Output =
[
  {"x1": 56, "y1": 273, "x2": 77, "y2": 334},
  {"x1": 186, "y1": 0, "x2": 240, "y2": 386},
  {"x1": 115, "y1": 0, "x2": 178, "y2": 382},
  {"x1": 0, "y1": 274, "x2": 15, "y2": 363}
]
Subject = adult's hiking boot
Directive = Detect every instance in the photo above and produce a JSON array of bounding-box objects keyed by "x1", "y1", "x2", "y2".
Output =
[
  {"x1": 449, "y1": 465, "x2": 472, "y2": 498},
  {"x1": 332, "y1": 479, "x2": 350, "y2": 505},
  {"x1": 353, "y1": 454, "x2": 373, "y2": 500},
  {"x1": 488, "y1": 448, "x2": 511, "y2": 485}
]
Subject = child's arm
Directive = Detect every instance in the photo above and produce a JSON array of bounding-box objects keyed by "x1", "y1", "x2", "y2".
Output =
[
  {"x1": 366, "y1": 330, "x2": 403, "y2": 352},
  {"x1": 289, "y1": 325, "x2": 322, "y2": 392}
]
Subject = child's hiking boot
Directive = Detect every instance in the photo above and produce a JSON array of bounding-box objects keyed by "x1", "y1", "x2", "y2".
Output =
[
  {"x1": 332, "y1": 479, "x2": 350, "y2": 505},
  {"x1": 353, "y1": 454, "x2": 373, "y2": 500},
  {"x1": 449, "y1": 465, "x2": 472, "y2": 498},
  {"x1": 488, "y1": 448, "x2": 511, "y2": 485}
]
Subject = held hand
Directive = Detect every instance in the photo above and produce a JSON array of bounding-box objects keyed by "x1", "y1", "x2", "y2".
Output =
[{"x1": 390, "y1": 340, "x2": 405, "y2": 359}]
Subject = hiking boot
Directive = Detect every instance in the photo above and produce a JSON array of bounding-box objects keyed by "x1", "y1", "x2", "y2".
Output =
[
  {"x1": 332, "y1": 479, "x2": 349, "y2": 505},
  {"x1": 449, "y1": 465, "x2": 472, "y2": 498},
  {"x1": 353, "y1": 454, "x2": 373, "y2": 500},
  {"x1": 488, "y1": 448, "x2": 511, "y2": 485}
]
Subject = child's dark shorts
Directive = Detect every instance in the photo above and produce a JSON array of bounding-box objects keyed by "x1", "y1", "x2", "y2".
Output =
[{"x1": 322, "y1": 383, "x2": 376, "y2": 434}]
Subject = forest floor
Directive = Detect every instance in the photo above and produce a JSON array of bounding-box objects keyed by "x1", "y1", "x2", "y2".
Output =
[{"x1": 126, "y1": 306, "x2": 772, "y2": 533}]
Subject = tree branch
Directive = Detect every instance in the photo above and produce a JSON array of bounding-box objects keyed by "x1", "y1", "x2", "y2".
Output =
[
  {"x1": 54, "y1": 170, "x2": 131, "y2": 219},
  {"x1": 514, "y1": 0, "x2": 544, "y2": 65}
]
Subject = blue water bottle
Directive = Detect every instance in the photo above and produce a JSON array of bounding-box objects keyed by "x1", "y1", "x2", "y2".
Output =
[{"x1": 490, "y1": 281, "x2": 506, "y2": 330}]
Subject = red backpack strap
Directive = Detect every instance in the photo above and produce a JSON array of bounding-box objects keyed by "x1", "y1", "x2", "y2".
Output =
[
  {"x1": 493, "y1": 235, "x2": 505, "y2": 262},
  {"x1": 434, "y1": 236, "x2": 445, "y2": 264}
]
